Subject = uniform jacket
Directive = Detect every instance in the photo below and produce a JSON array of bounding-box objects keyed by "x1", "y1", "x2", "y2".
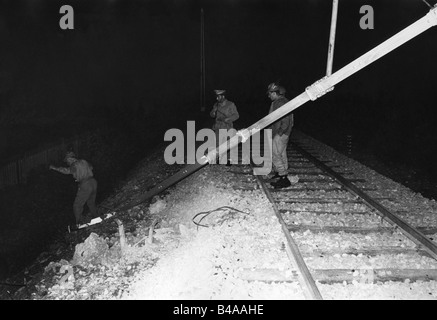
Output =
[
  {"x1": 268, "y1": 96, "x2": 293, "y2": 137},
  {"x1": 210, "y1": 99, "x2": 239, "y2": 130},
  {"x1": 57, "y1": 159, "x2": 94, "y2": 183}
]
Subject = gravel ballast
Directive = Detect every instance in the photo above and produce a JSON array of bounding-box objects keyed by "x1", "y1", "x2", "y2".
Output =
[{"x1": 16, "y1": 131, "x2": 437, "y2": 300}]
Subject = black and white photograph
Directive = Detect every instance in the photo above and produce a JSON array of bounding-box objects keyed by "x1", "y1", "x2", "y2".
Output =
[{"x1": 1, "y1": 0, "x2": 437, "y2": 303}]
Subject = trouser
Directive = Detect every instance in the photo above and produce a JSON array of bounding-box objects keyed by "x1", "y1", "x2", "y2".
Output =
[
  {"x1": 251, "y1": 130, "x2": 273, "y2": 175},
  {"x1": 214, "y1": 128, "x2": 237, "y2": 164},
  {"x1": 73, "y1": 178, "x2": 98, "y2": 224},
  {"x1": 272, "y1": 134, "x2": 289, "y2": 176}
]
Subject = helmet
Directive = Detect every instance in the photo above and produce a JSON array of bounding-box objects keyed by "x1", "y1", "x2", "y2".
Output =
[
  {"x1": 214, "y1": 89, "x2": 226, "y2": 95},
  {"x1": 64, "y1": 151, "x2": 77, "y2": 162},
  {"x1": 267, "y1": 83, "x2": 286, "y2": 95},
  {"x1": 267, "y1": 83, "x2": 279, "y2": 93}
]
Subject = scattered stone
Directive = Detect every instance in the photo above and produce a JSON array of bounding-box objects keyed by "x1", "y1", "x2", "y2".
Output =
[
  {"x1": 288, "y1": 175, "x2": 299, "y2": 183},
  {"x1": 179, "y1": 224, "x2": 192, "y2": 239},
  {"x1": 72, "y1": 233, "x2": 109, "y2": 266},
  {"x1": 149, "y1": 197, "x2": 167, "y2": 214}
]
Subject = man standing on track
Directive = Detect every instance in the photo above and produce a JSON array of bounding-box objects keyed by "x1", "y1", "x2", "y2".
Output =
[
  {"x1": 266, "y1": 82, "x2": 293, "y2": 189},
  {"x1": 210, "y1": 89, "x2": 239, "y2": 165}
]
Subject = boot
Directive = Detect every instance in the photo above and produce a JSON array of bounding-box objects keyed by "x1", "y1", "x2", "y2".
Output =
[
  {"x1": 271, "y1": 175, "x2": 291, "y2": 189},
  {"x1": 263, "y1": 171, "x2": 280, "y2": 181}
]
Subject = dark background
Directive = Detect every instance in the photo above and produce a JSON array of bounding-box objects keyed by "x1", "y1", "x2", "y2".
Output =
[
  {"x1": 1, "y1": 0, "x2": 437, "y2": 280},
  {"x1": 1, "y1": 0, "x2": 436, "y2": 165}
]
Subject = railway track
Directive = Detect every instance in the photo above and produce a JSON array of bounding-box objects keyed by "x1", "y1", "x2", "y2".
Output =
[
  {"x1": 230, "y1": 130, "x2": 437, "y2": 300},
  {"x1": 9, "y1": 130, "x2": 436, "y2": 300}
]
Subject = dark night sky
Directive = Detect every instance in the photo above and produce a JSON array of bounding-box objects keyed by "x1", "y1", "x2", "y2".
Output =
[{"x1": 0, "y1": 0, "x2": 437, "y2": 156}]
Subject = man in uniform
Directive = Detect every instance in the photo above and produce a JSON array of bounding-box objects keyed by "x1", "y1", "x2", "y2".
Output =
[
  {"x1": 50, "y1": 151, "x2": 98, "y2": 225},
  {"x1": 266, "y1": 83, "x2": 294, "y2": 189},
  {"x1": 210, "y1": 89, "x2": 239, "y2": 164}
]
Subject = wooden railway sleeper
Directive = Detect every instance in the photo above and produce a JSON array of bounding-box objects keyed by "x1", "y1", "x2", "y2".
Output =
[{"x1": 292, "y1": 142, "x2": 437, "y2": 261}]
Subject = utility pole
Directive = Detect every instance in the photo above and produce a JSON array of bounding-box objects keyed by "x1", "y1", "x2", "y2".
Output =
[
  {"x1": 326, "y1": 0, "x2": 339, "y2": 76},
  {"x1": 200, "y1": 8, "x2": 206, "y2": 112}
]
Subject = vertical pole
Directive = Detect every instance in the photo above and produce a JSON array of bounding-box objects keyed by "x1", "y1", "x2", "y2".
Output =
[
  {"x1": 200, "y1": 8, "x2": 206, "y2": 112},
  {"x1": 17, "y1": 159, "x2": 22, "y2": 185},
  {"x1": 326, "y1": 0, "x2": 339, "y2": 76}
]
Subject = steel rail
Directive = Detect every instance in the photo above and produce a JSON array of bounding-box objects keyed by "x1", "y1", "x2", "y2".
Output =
[
  {"x1": 116, "y1": 162, "x2": 207, "y2": 212},
  {"x1": 292, "y1": 142, "x2": 437, "y2": 260},
  {"x1": 254, "y1": 173, "x2": 323, "y2": 300}
]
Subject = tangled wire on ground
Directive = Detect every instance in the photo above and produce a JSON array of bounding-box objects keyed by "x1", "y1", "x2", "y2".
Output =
[{"x1": 192, "y1": 206, "x2": 250, "y2": 229}]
